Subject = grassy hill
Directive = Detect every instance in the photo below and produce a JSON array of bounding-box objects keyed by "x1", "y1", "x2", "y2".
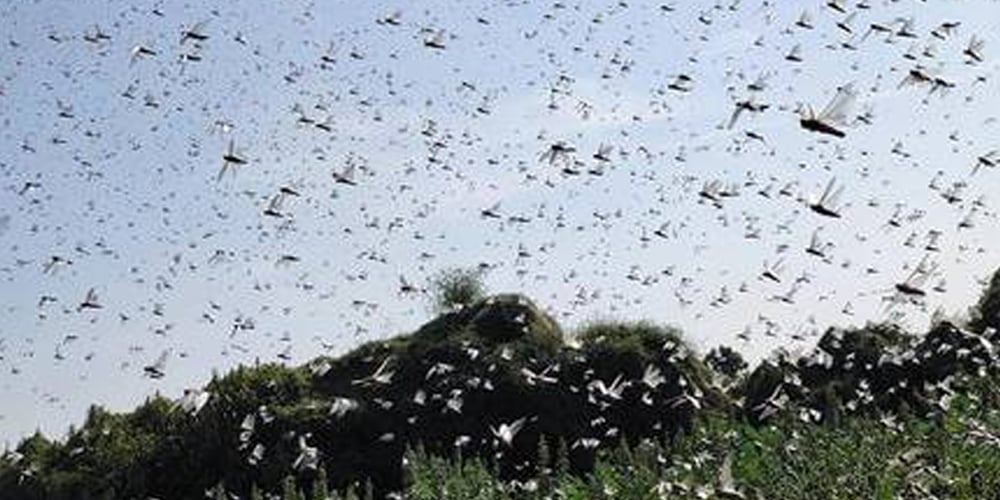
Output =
[{"x1": 2, "y1": 270, "x2": 1000, "y2": 499}]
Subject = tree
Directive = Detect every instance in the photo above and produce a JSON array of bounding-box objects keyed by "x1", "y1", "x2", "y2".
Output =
[{"x1": 430, "y1": 267, "x2": 486, "y2": 313}]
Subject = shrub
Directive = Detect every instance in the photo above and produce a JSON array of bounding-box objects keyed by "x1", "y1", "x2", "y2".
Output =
[{"x1": 430, "y1": 268, "x2": 487, "y2": 314}]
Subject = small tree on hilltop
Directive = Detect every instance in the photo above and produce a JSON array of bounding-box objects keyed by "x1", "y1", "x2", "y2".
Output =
[{"x1": 430, "y1": 267, "x2": 486, "y2": 313}]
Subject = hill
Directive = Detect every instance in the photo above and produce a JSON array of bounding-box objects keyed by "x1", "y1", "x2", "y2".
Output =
[{"x1": 2, "y1": 271, "x2": 1000, "y2": 499}]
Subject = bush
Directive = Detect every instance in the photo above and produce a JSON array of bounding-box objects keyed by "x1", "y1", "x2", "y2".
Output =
[
  {"x1": 430, "y1": 268, "x2": 487, "y2": 314},
  {"x1": 706, "y1": 346, "x2": 748, "y2": 379},
  {"x1": 576, "y1": 320, "x2": 684, "y2": 360},
  {"x1": 466, "y1": 294, "x2": 563, "y2": 350}
]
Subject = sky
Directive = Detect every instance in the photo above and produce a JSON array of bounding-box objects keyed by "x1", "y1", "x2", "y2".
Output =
[{"x1": 1, "y1": 0, "x2": 1000, "y2": 446}]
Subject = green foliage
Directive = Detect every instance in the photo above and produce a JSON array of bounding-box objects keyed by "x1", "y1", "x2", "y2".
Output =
[
  {"x1": 431, "y1": 267, "x2": 487, "y2": 313},
  {"x1": 705, "y1": 345, "x2": 747, "y2": 379},
  {"x1": 467, "y1": 294, "x2": 563, "y2": 349},
  {"x1": 576, "y1": 319, "x2": 723, "y2": 409},
  {"x1": 816, "y1": 322, "x2": 913, "y2": 363},
  {"x1": 405, "y1": 402, "x2": 1000, "y2": 499},
  {"x1": 282, "y1": 475, "x2": 304, "y2": 500},
  {"x1": 311, "y1": 466, "x2": 329, "y2": 500},
  {"x1": 405, "y1": 446, "x2": 503, "y2": 500},
  {"x1": 576, "y1": 319, "x2": 682, "y2": 359},
  {"x1": 6, "y1": 273, "x2": 1000, "y2": 500}
]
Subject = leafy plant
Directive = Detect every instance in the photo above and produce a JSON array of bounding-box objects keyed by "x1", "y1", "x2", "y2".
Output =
[{"x1": 430, "y1": 267, "x2": 487, "y2": 313}]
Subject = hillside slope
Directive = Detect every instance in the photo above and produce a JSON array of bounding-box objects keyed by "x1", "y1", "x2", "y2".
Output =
[{"x1": 2, "y1": 272, "x2": 1000, "y2": 499}]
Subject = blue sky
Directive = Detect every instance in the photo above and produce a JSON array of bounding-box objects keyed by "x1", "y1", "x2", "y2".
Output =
[{"x1": 1, "y1": 0, "x2": 999, "y2": 445}]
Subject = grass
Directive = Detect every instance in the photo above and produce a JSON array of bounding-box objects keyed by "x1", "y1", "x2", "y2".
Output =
[{"x1": 405, "y1": 396, "x2": 1000, "y2": 500}]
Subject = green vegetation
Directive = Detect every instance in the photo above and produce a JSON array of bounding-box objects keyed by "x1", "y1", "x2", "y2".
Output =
[
  {"x1": 430, "y1": 267, "x2": 488, "y2": 314},
  {"x1": 3, "y1": 268, "x2": 1000, "y2": 499},
  {"x1": 406, "y1": 403, "x2": 1000, "y2": 500}
]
